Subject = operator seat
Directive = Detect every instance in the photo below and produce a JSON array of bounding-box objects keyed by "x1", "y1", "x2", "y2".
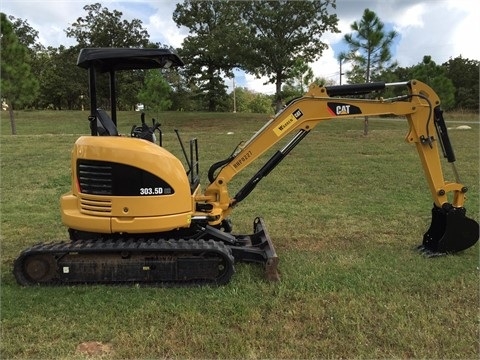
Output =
[{"x1": 96, "y1": 108, "x2": 119, "y2": 136}]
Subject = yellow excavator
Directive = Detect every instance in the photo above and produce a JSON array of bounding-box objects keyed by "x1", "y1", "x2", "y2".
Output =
[{"x1": 13, "y1": 48, "x2": 479, "y2": 286}]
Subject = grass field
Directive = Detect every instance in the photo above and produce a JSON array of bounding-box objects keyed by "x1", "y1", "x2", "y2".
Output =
[{"x1": 1, "y1": 110, "x2": 479, "y2": 359}]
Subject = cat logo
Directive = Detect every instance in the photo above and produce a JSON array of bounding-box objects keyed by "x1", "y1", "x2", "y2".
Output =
[
  {"x1": 327, "y1": 102, "x2": 362, "y2": 116},
  {"x1": 336, "y1": 105, "x2": 351, "y2": 114},
  {"x1": 292, "y1": 109, "x2": 303, "y2": 119},
  {"x1": 273, "y1": 108, "x2": 303, "y2": 136}
]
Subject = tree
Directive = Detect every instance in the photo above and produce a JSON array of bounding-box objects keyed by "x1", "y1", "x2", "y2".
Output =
[
  {"x1": 228, "y1": 87, "x2": 252, "y2": 113},
  {"x1": 312, "y1": 76, "x2": 335, "y2": 87},
  {"x1": 344, "y1": 8, "x2": 398, "y2": 82},
  {"x1": 240, "y1": 0, "x2": 339, "y2": 112},
  {"x1": 138, "y1": 70, "x2": 173, "y2": 114},
  {"x1": 7, "y1": 16, "x2": 85, "y2": 110},
  {"x1": 442, "y1": 56, "x2": 479, "y2": 111},
  {"x1": 411, "y1": 56, "x2": 455, "y2": 110},
  {"x1": 227, "y1": 87, "x2": 274, "y2": 114},
  {"x1": 65, "y1": 3, "x2": 150, "y2": 48},
  {"x1": 282, "y1": 59, "x2": 315, "y2": 99},
  {"x1": 343, "y1": 8, "x2": 398, "y2": 134},
  {"x1": 337, "y1": 51, "x2": 353, "y2": 85},
  {"x1": 248, "y1": 93, "x2": 274, "y2": 114},
  {"x1": 65, "y1": 3, "x2": 152, "y2": 111},
  {"x1": 8, "y1": 15, "x2": 42, "y2": 52},
  {"x1": 35, "y1": 46, "x2": 86, "y2": 110},
  {"x1": 1, "y1": 13, "x2": 39, "y2": 134},
  {"x1": 7, "y1": 15, "x2": 45, "y2": 109},
  {"x1": 173, "y1": 0, "x2": 244, "y2": 111}
]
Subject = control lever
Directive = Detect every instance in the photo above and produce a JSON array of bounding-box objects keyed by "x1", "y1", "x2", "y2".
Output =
[{"x1": 131, "y1": 112, "x2": 162, "y2": 145}]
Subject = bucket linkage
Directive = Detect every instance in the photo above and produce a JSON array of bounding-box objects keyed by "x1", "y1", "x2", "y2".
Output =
[{"x1": 419, "y1": 203, "x2": 479, "y2": 256}]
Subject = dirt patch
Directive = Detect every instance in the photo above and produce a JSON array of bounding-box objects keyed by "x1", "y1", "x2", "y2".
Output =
[{"x1": 76, "y1": 341, "x2": 113, "y2": 357}]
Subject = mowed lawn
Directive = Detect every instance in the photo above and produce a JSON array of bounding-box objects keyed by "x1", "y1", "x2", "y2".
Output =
[{"x1": 1, "y1": 110, "x2": 479, "y2": 359}]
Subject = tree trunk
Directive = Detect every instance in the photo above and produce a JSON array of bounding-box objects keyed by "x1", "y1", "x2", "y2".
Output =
[
  {"x1": 8, "y1": 102, "x2": 17, "y2": 135},
  {"x1": 363, "y1": 116, "x2": 369, "y2": 136},
  {"x1": 275, "y1": 77, "x2": 283, "y2": 113},
  {"x1": 363, "y1": 90, "x2": 369, "y2": 135}
]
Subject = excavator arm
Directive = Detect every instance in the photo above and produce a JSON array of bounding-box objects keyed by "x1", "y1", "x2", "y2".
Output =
[{"x1": 200, "y1": 80, "x2": 479, "y2": 254}]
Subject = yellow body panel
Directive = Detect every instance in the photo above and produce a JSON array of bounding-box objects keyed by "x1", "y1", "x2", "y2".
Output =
[
  {"x1": 61, "y1": 193, "x2": 111, "y2": 232},
  {"x1": 61, "y1": 136, "x2": 194, "y2": 233}
]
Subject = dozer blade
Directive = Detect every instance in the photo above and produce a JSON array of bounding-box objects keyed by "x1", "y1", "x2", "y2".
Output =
[
  {"x1": 420, "y1": 204, "x2": 479, "y2": 255},
  {"x1": 230, "y1": 217, "x2": 280, "y2": 282}
]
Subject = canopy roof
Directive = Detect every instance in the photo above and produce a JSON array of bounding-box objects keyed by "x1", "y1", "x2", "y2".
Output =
[{"x1": 77, "y1": 48, "x2": 184, "y2": 72}]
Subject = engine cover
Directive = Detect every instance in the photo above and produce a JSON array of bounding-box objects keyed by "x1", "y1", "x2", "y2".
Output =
[{"x1": 61, "y1": 136, "x2": 194, "y2": 233}]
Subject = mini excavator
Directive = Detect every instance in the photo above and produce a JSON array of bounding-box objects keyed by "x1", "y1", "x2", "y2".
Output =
[{"x1": 13, "y1": 48, "x2": 479, "y2": 286}]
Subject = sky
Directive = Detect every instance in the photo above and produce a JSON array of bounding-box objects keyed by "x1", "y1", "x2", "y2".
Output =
[{"x1": 1, "y1": 0, "x2": 479, "y2": 94}]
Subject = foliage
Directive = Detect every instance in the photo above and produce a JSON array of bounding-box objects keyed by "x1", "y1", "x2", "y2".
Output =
[
  {"x1": 282, "y1": 59, "x2": 315, "y2": 99},
  {"x1": 35, "y1": 46, "x2": 86, "y2": 110},
  {"x1": 138, "y1": 70, "x2": 173, "y2": 112},
  {"x1": 343, "y1": 8, "x2": 398, "y2": 135},
  {"x1": 158, "y1": 62, "x2": 194, "y2": 111},
  {"x1": 7, "y1": 14, "x2": 42, "y2": 52},
  {"x1": 229, "y1": 87, "x2": 251, "y2": 113},
  {"x1": 343, "y1": 8, "x2": 398, "y2": 83},
  {"x1": 239, "y1": 0, "x2": 339, "y2": 112},
  {"x1": 336, "y1": 52, "x2": 348, "y2": 85},
  {"x1": 283, "y1": 72, "x2": 334, "y2": 104},
  {"x1": 248, "y1": 92, "x2": 274, "y2": 114},
  {"x1": 383, "y1": 55, "x2": 472, "y2": 112},
  {"x1": 228, "y1": 87, "x2": 274, "y2": 114},
  {"x1": 410, "y1": 56, "x2": 456, "y2": 110},
  {"x1": 65, "y1": 3, "x2": 150, "y2": 48},
  {"x1": 64, "y1": 3, "x2": 155, "y2": 111},
  {"x1": 7, "y1": 15, "x2": 86, "y2": 111},
  {"x1": 442, "y1": 56, "x2": 479, "y2": 111},
  {"x1": 173, "y1": 0, "x2": 242, "y2": 111},
  {"x1": 0, "y1": 13, "x2": 39, "y2": 134}
]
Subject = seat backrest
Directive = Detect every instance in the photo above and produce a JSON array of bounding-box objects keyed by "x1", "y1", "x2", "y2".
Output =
[{"x1": 96, "y1": 109, "x2": 118, "y2": 136}]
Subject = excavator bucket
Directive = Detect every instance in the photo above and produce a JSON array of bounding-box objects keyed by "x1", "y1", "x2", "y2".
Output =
[{"x1": 420, "y1": 204, "x2": 479, "y2": 255}]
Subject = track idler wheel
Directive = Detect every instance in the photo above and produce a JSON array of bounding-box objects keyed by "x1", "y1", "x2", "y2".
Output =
[
  {"x1": 14, "y1": 254, "x2": 58, "y2": 285},
  {"x1": 420, "y1": 204, "x2": 479, "y2": 255}
]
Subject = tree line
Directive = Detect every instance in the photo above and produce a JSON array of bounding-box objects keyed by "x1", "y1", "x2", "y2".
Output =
[{"x1": 2, "y1": 1, "x2": 478, "y2": 121}]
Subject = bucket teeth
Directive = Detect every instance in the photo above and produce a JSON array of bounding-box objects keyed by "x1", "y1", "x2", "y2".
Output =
[
  {"x1": 416, "y1": 244, "x2": 448, "y2": 258},
  {"x1": 421, "y1": 204, "x2": 479, "y2": 255}
]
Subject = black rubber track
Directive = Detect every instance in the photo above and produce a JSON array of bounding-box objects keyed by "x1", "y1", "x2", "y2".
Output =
[{"x1": 13, "y1": 238, "x2": 235, "y2": 287}]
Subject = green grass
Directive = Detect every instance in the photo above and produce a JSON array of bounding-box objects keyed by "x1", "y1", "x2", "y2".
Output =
[{"x1": 1, "y1": 110, "x2": 479, "y2": 359}]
